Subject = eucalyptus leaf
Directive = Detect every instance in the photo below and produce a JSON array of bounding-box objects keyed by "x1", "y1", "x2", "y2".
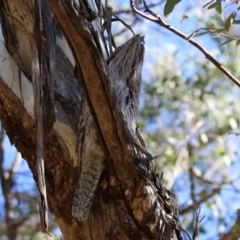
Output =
[
  {"x1": 194, "y1": 31, "x2": 209, "y2": 38},
  {"x1": 208, "y1": 21, "x2": 218, "y2": 30},
  {"x1": 186, "y1": 32, "x2": 196, "y2": 40},
  {"x1": 215, "y1": 3, "x2": 222, "y2": 14},
  {"x1": 164, "y1": 0, "x2": 181, "y2": 17},
  {"x1": 207, "y1": 1, "x2": 219, "y2": 9},
  {"x1": 215, "y1": 27, "x2": 225, "y2": 32},
  {"x1": 203, "y1": 0, "x2": 214, "y2": 8},
  {"x1": 220, "y1": 38, "x2": 234, "y2": 46},
  {"x1": 232, "y1": 20, "x2": 240, "y2": 24},
  {"x1": 224, "y1": 11, "x2": 237, "y2": 31}
]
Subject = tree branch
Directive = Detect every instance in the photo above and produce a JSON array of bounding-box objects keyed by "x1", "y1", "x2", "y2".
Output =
[
  {"x1": 179, "y1": 187, "x2": 221, "y2": 214},
  {"x1": 8, "y1": 152, "x2": 22, "y2": 184},
  {"x1": 130, "y1": 0, "x2": 240, "y2": 88}
]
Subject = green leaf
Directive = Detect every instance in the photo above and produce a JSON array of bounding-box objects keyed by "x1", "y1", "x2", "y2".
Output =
[
  {"x1": 232, "y1": 20, "x2": 240, "y2": 24},
  {"x1": 207, "y1": 1, "x2": 219, "y2": 9},
  {"x1": 220, "y1": 38, "x2": 234, "y2": 46},
  {"x1": 193, "y1": 31, "x2": 209, "y2": 38},
  {"x1": 215, "y1": 3, "x2": 222, "y2": 14},
  {"x1": 215, "y1": 27, "x2": 225, "y2": 32},
  {"x1": 181, "y1": 15, "x2": 188, "y2": 21},
  {"x1": 186, "y1": 31, "x2": 197, "y2": 40},
  {"x1": 203, "y1": 0, "x2": 214, "y2": 8},
  {"x1": 208, "y1": 21, "x2": 218, "y2": 30},
  {"x1": 164, "y1": 0, "x2": 181, "y2": 17},
  {"x1": 224, "y1": 11, "x2": 237, "y2": 31}
]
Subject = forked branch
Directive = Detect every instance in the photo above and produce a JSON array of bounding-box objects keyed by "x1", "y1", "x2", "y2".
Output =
[{"x1": 130, "y1": 0, "x2": 240, "y2": 88}]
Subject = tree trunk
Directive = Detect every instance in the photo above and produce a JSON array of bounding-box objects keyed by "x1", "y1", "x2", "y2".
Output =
[{"x1": 0, "y1": 0, "x2": 184, "y2": 239}]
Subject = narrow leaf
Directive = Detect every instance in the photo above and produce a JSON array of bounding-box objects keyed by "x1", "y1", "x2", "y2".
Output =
[
  {"x1": 215, "y1": 27, "x2": 225, "y2": 32},
  {"x1": 203, "y1": 0, "x2": 214, "y2": 8},
  {"x1": 208, "y1": 21, "x2": 218, "y2": 30},
  {"x1": 215, "y1": 3, "x2": 222, "y2": 14},
  {"x1": 207, "y1": 1, "x2": 219, "y2": 9},
  {"x1": 181, "y1": 15, "x2": 188, "y2": 21},
  {"x1": 221, "y1": 38, "x2": 234, "y2": 46},
  {"x1": 193, "y1": 31, "x2": 209, "y2": 38},
  {"x1": 186, "y1": 31, "x2": 198, "y2": 41},
  {"x1": 236, "y1": 39, "x2": 240, "y2": 45},
  {"x1": 224, "y1": 11, "x2": 237, "y2": 31},
  {"x1": 232, "y1": 20, "x2": 240, "y2": 24},
  {"x1": 164, "y1": 0, "x2": 181, "y2": 17}
]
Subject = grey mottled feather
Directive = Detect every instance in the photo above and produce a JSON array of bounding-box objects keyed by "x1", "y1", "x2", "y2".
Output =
[
  {"x1": 72, "y1": 96, "x2": 105, "y2": 221},
  {"x1": 108, "y1": 35, "x2": 144, "y2": 139},
  {"x1": 72, "y1": 35, "x2": 145, "y2": 221}
]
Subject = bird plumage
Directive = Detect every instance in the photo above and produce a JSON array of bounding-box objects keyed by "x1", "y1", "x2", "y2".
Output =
[{"x1": 72, "y1": 35, "x2": 145, "y2": 221}]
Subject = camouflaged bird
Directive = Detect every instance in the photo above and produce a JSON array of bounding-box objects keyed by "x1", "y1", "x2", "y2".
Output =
[{"x1": 72, "y1": 35, "x2": 145, "y2": 221}]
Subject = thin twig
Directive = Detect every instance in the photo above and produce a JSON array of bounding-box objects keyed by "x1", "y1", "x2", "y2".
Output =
[
  {"x1": 8, "y1": 152, "x2": 22, "y2": 181},
  {"x1": 179, "y1": 187, "x2": 221, "y2": 214},
  {"x1": 130, "y1": 0, "x2": 240, "y2": 88},
  {"x1": 203, "y1": 27, "x2": 240, "y2": 41},
  {"x1": 192, "y1": 208, "x2": 205, "y2": 240},
  {"x1": 113, "y1": 2, "x2": 161, "y2": 15}
]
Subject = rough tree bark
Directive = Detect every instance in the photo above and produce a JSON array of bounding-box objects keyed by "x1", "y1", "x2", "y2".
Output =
[
  {"x1": 0, "y1": 0, "x2": 188, "y2": 239},
  {"x1": 0, "y1": 127, "x2": 58, "y2": 238}
]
